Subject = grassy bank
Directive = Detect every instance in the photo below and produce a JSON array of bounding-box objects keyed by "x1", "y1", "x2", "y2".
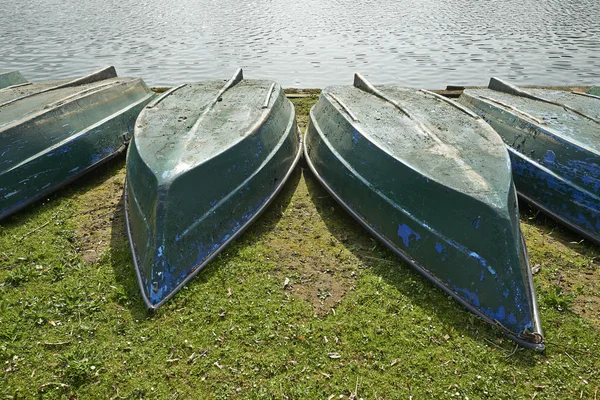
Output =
[{"x1": 1, "y1": 92, "x2": 599, "y2": 399}]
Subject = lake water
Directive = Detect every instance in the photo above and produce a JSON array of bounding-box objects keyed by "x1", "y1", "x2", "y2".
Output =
[{"x1": 2, "y1": 0, "x2": 599, "y2": 88}]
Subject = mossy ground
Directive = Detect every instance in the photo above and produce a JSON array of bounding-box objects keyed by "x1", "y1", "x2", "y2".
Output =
[{"x1": 1, "y1": 92, "x2": 599, "y2": 399}]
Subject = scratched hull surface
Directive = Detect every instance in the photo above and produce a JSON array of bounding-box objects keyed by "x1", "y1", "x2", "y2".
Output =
[
  {"x1": 459, "y1": 78, "x2": 600, "y2": 244},
  {"x1": 125, "y1": 71, "x2": 301, "y2": 309},
  {"x1": 304, "y1": 75, "x2": 543, "y2": 349},
  {"x1": 0, "y1": 69, "x2": 27, "y2": 89},
  {"x1": 0, "y1": 67, "x2": 155, "y2": 220}
]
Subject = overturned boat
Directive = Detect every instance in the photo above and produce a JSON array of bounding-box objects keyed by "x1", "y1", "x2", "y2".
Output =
[
  {"x1": 0, "y1": 69, "x2": 28, "y2": 89},
  {"x1": 0, "y1": 66, "x2": 155, "y2": 220},
  {"x1": 125, "y1": 69, "x2": 301, "y2": 309},
  {"x1": 459, "y1": 78, "x2": 600, "y2": 244},
  {"x1": 304, "y1": 73, "x2": 544, "y2": 349}
]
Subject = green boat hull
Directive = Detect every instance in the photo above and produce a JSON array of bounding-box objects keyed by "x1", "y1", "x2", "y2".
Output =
[
  {"x1": 0, "y1": 69, "x2": 27, "y2": 89},
  {"x1": 0, "y1": 67, "x2": 155, "y2": 220},
  {"x1": 459, "y1": 78, "x2": 600, "y2": 244},
  {"x1": 588, "y1": 86, "x2": 600, "y2": 97},
  {"x1": 305, "y1": 74, "x2": 543, "y2": 349},
  {"x1": 125, "y1": 69, "x2": 301, "y2": 309}
]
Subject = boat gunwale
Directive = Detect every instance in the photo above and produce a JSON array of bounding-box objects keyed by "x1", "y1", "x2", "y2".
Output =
[
  {"x1": 124, "y1": 122, "x2": 303, "y2": 311},
  {"x1": 0, "y1": 82, "x2": 32, "y2": 92},
  {"x1": 317, "y1": 89, "x2": 514, "y2": 206},
  {"x1": 304, "y1": 109, "x2": 545, "y2": 350},
  {"x1": 571, "y1": 91, "x2": 600, "y2": 101},
  {"x1": 461, "y1": 91, "x2": 600, "y2": 158},
  {"x1": 0, "y1": 66, "x2": 117, "y2": 108},
  {"x1": 488, "y1": 77, "x2": 600, "y2": 124},
  {"x1": 0, "y1": 70, "x2": 28, "y2": 90},
  {"x1": 0, "y1": 77, "x2": 148, "y2": 133}
]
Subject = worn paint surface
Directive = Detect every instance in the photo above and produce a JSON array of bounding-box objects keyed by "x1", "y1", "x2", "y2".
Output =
[
  {"x1": 125, "y1": 72, "x2": 301, "y2": 308},
  {"x1": 0, "y1": 68, "x2": 155, "y2": 220},
  {"x1": 0, "y1": 69, "x2": 28, "y2": 89},
  {"x1": 304, "y1": 76, "x2": 543, "y2": 348},
  {"x1": 459, "y1": 81, "x2": 600, "y2": 243}
]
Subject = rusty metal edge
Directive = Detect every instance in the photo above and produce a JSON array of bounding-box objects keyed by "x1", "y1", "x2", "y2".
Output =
[
  {"x1": 124, "y1": 125, "x2": 303, "y2": 311},
  {"x1": 302, "y1": 124, "x2": 545, "y2": 351}
]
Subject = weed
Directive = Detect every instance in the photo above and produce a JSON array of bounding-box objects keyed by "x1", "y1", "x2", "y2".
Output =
[
  {"x1": 59, "y1": 347, "x2": 103, "y2": 388},
  {"x1": 4, "y1": 265, "x2": 30, "y2": 286},
  {"x1": 544, "y1": 286, "x2": 575, "y2": 312}
]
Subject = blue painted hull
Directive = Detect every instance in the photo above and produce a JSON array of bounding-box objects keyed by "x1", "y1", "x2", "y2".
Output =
[
  {"x1": 459, "y1": 85, "x2": 600, "y2": 244},
  {"x1": 509, "y1": 148, "x2": 600, "y2": 242}
]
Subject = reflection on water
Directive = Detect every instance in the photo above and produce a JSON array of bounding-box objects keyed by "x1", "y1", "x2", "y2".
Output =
[{"x1": 1, "y1": 0, "x2": 599, "y2": 87}]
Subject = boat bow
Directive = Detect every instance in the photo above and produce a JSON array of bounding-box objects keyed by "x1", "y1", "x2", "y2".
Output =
[
  {"x1": 305, "y1": 74, "x2": 544, "y2": 349},
  {"x1": 125, "y1": 69, "x2": 301, "y2": 308}
]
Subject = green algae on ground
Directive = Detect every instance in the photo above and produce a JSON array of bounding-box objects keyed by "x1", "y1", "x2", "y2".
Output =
[{"x1": 0, "y1": 93, "x2": 599, "y2": 399}]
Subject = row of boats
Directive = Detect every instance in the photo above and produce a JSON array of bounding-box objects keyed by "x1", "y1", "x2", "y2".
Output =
[{"x1": 2, "y1": 66, "x2": 599, "y2": 351}]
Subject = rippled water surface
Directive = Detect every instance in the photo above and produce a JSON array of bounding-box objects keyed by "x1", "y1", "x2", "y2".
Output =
[{"x1": 2, "y1": 0, "x2": 599, "y2": 87}]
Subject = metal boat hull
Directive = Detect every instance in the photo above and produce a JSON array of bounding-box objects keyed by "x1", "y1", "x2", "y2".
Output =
[
  {"x1": 125, "y1": 69, "x2": 302, "y2": 309},
  {"x1": 304, "y1": 75, "x2": 544, "y2": 349},
  {"x1": 0, "y1": 69, "x2": 27, "y2": 89},
  {"x1": 459, "y1": 78, "x2": 600, "y2": 244},
  {"x1": 0, "y1": 67, "x2": 155, "y2": 220}
]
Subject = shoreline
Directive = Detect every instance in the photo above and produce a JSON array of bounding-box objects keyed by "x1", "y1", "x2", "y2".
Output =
[{"x1": 150, "y1": 84, "x2": 594, "y2": 99}]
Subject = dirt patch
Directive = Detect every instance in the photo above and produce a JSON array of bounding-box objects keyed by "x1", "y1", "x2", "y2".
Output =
[
  {"x1": 263, "y1": 171, "x2": 358, "y2": 316},
  {"x1": 271, "y1": 237, "x2": 355, "y2": 315},
  {"x1": 569, "y1": 271, "x2": 600, "y2": 330},
  {"x1": 73, "y1": 164, "x2": 127, "y2": 264}
]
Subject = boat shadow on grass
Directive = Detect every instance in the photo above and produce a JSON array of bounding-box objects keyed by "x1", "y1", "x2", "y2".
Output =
[
  {"x1": 301, "y1": 166, "x2": 545, "y2": 363},
  {"x1": 108, "y1": 162, "x2": 303, "y2": 319},
  {"x1": 518, "y1": 200, "x2": 600, "y2": 334},
  {"x1": 519, "y1": 199, "x2": 600, "y2": 256}
]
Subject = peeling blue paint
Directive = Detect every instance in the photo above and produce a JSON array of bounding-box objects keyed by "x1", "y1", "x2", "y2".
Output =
[
  {"x1": 544, "y1": 150, "x2": 556, "y2": 164},
  {"x1": 454, "y1": 282, "x2": 530, "y2": 330},
  {"x1": 483, "y1": 305, "x2": 506, "y2": 322},
  {"x1": 510, "y1": 151, "x2": 600, "y2": 238},
  {"x1": 468, "y1": 251, "x2": 496, "y2": 275},
  {"x1": 397, "y1": 223, "x2": 421, "y2": 247},
  {"x1": 453, "y1": 286, "x2": 480, "y2": 307}
]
